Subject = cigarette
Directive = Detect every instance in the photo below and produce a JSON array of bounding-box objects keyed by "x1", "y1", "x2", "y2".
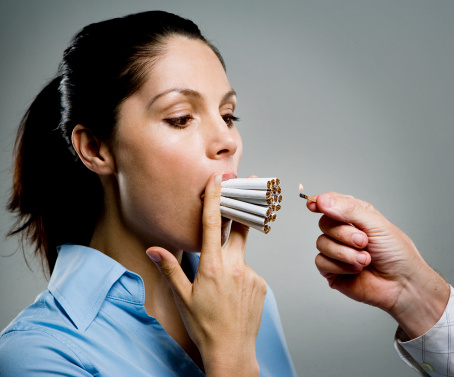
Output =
[
  {"x1": 221, "y1": 188, "x2": 271, "y2": 200},
  {"x1": 221, "y1": 177, "x2": 280, "y2": 190},
  {"x1": 298, "y1": 183, "x2": 316, "y2": 202},
  {"x1": 220, "y1": 196, "x2": 272, "y2": 218},
  {"x1": 220, "y1": 206, "x2": 268, "y2": 227},
  {"x1": 221, "y1": 210, "x2": 271, "y2": 234},
  {"x1": 239, "y1": 197, "x2": 275, "y2": 206}
]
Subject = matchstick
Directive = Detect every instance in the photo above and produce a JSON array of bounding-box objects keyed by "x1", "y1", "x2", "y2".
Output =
[{"x1": 298, "y1": 184, "x2": 316, "y2": 202}]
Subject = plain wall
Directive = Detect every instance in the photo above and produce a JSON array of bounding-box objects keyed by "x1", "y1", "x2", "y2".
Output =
[{"x1": 1, "y1": 1, "x2": 453, "y2": 376}]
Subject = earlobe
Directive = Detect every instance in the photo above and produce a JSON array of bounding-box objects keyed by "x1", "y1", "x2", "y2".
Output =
[{"x1": 71, "y1": 125, "x2": 115, "y2": 175}]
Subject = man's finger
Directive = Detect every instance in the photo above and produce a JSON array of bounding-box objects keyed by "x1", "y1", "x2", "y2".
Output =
[
  {"x1": 319, "y1": 215, "x2": 369, "y2": 250},
  {"x1": 316, "y1": 192, "x2": 386, "y2": 234}
]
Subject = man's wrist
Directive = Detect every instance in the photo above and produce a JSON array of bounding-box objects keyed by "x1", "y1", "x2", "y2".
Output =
[{"x1": 389, "y1": 263, "x2": 450, "y2": 339}]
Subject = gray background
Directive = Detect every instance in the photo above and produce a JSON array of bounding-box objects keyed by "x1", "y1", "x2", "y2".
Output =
[{"x1": 1, "y1": 1, "x2": 453, "y2": 376}]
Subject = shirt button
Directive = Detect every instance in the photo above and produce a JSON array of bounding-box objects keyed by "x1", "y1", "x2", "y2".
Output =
[{"x1": 421, "y1": 362, "x2": 434, "y2": 372}]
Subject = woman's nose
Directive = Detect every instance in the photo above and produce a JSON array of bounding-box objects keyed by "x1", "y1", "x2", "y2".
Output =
[{"x1": 206, "y1": 117, "x2": 239, "y2": 159}]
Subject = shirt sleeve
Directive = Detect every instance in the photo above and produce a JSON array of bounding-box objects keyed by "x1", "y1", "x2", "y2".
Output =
[
  {"x1": 0, "y1": 329, "x2": 98, "y2": 376},
  {"x1": 394, "y1": 285, "x2": 454, "y2": 376}
]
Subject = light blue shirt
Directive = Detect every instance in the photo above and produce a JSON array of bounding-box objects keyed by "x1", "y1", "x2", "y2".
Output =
[{"x1": 0, "y1": 244, "x2": 296, "y2": 376}]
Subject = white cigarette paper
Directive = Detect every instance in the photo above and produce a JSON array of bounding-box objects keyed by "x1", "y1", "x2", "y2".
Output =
[
  {"x1": 220, "y1": 206, "x2": 268, "y2": 226},
  {"x1": 220, "y1": 196, "x2": 271, "y2": 218},
  {"x1": 240, "y1": 197, "x2": 274, "y2": 206},
  {"x1": 221, "y1": 209, "x2": 271, "y2": 234},
  {"x1": 221, "y1": 188, "x2": 271, "y2": 200},
  {"x1": 222, "y1": 177, "x2": 280, "y2": 190}
]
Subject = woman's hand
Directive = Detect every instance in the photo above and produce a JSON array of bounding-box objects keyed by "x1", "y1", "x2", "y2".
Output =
[
  {"x1": 308, "y1": 192, "x2": 450, "y2": 339},
  {"x1": 146, "y1": 173, "x2": 266, "y2": 377}
]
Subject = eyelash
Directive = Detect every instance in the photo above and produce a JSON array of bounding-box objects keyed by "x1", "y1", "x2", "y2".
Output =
[
  {"x1": 164, "y1": 115, "x2": 193, "y2": 129},
  {"x1": 164, "y1": 114, "x2": 240, "y2": 129},
  {"x1": 223, "y1": 115, "x2": 240, "y2": 128}
]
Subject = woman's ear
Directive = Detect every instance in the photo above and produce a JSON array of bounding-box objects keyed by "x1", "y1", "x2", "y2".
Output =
[{"x1": 71, "y1": 125, "x2": 115, "y2": 175}]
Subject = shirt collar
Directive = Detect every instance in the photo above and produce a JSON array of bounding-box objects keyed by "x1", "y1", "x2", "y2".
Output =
[
  {"x1": 48, "y1": 244, "x2": 200, "y2": 332},
  {"x1": 48, "y1": 244, "x2": 127, "y2": 332}
]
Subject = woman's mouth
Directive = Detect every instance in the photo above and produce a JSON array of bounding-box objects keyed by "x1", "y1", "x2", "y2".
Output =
[{"x1": 200, "y1": 172, "x2": 237, "y2": 202}]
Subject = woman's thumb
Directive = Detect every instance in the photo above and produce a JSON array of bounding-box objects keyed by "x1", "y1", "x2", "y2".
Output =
[{"x1": 146, "y1": 247, "x2": 191, "y2": 297}]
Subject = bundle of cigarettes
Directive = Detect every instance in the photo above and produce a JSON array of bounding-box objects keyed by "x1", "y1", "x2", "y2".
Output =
[{"x1": 220, "y1": 178, "x2": 282, "y2": 234}]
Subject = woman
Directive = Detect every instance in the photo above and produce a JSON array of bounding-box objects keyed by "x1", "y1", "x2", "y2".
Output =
[{"x1": 0, "y1": 11, "x2": 296, "y2": 376}]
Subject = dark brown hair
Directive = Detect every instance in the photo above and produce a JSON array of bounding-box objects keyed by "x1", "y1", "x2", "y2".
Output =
[{"x1": 8, "y1": 11, "x2": 225, "y2": 275}]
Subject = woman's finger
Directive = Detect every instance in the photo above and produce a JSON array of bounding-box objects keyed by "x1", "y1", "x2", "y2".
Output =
[
  {"x1": 318, "y1": 215, "x2": 369, "y2": 250},
  {"x1": 200, "y1": 173, "x2": 224, "y2": 263},
  {"x1": 224, "y1": 220, "x2": 249, "y2": 258},
  {"x1": 146, "y1": 246, "x2": 192, "y2": 300},
  {"x1": 316, "y1": 234, "x2": 371, "y2": 267}
]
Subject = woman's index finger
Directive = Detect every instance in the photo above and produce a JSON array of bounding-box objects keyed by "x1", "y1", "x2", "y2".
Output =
[{"x1": 200, "y1": 174, "x2": 223, "y2": 262}]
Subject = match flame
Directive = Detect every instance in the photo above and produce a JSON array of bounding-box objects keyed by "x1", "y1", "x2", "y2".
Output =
[{"x1": 298, "y1": 183, "x2": 304, "y2": 191}]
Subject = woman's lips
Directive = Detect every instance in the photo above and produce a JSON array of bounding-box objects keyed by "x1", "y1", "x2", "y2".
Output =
[{"x1": 200, "y1": 172, "x2": 237, "y2": 201}]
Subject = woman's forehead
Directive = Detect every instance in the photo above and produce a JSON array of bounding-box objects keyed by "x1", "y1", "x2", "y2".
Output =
[{"x1": 143, "y1": 36, "x2": 231, "y2": 96}]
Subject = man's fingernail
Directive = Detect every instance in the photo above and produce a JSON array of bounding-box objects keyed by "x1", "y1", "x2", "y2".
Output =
[
  {"x1": 147, "y1": 252, "x2": 162, "y2": 263},
  {"x1": 352, "y1": 233, "x2": 366, "y2": 248},
  {"x1": 355, "y1": 253, "x2": 367, "y2": 265},
  {"x1": 319, "y1": 195, "x2": 334, "y2": 208},
  {"x1": 214, "y1": 174, "x2": 223, "y2": 186}
]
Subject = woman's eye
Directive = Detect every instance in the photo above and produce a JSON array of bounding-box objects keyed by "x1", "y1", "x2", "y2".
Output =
[
  {"x1": 223, "y1": 114, "x2": 240, "y2": 127},
  {"x1": 164, "y1": 115, "x2": 193, "y2": 129}
]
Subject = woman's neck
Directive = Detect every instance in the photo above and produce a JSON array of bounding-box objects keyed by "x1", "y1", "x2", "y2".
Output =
[{"x1": 88, "y1": 203, "x2": 203, "y2": 371}]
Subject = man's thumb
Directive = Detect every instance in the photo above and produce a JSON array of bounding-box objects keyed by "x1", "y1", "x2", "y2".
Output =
[{"x1": 146, "y1": 247, "x2": 191, "y2": 297}]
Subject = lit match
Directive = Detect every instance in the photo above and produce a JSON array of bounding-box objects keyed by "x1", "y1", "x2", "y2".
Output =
[{"x1": 299, "y1": 184, "x2": 316, "y2": 202}]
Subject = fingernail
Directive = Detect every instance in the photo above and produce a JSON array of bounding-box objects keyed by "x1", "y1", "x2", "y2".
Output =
[
  {"x1": 319, "y1": 195, "x2": 334, "y2": 208},
  {"x1": 355, "y1": 253, "x2": 367, "y2": 265},
  {"x1": 352, "y1": 233, "x2": 366, "y2": 248},
  {"x1": 147, "y1": 252, "x2": 162, "y2": 263},
  {"x1": 214, "y1": 174, "x2": 222, "y2": 186}
]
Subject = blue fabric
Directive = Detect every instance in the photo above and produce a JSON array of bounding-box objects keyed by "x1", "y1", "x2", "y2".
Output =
[{"x1": 0, "y1": 244, "x2": 296, "y2": 376}]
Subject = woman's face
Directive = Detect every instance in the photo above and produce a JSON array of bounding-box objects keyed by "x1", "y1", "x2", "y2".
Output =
[{"x1": 113, "y1": 36, "x2": 242, "y2": 252}]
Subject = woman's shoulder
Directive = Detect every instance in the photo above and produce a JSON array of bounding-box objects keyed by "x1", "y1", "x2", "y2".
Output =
[
  {"x1": 0, "y1": 293, "x2": 96, "y2": 376},
  {"x1": 1, "y1": 289, "x2": 69, "y2": 334},
  {"x1": 0, "y1": 291, "x2": 94, "y2": 376},
  {"x1": 0, "y1": 325, "x2": 95, "y2": 376}
]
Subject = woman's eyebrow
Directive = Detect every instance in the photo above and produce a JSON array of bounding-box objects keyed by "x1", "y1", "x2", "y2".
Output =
[
  {"x1": 147, "y1": 88, "x2": 202, "y2": 109},
  {"x1": 221, "y1": 89, "x2": 237, "y2": 104},
  {"x1": 147, "y1": 88, "x2": 237, "y2": 109}
]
